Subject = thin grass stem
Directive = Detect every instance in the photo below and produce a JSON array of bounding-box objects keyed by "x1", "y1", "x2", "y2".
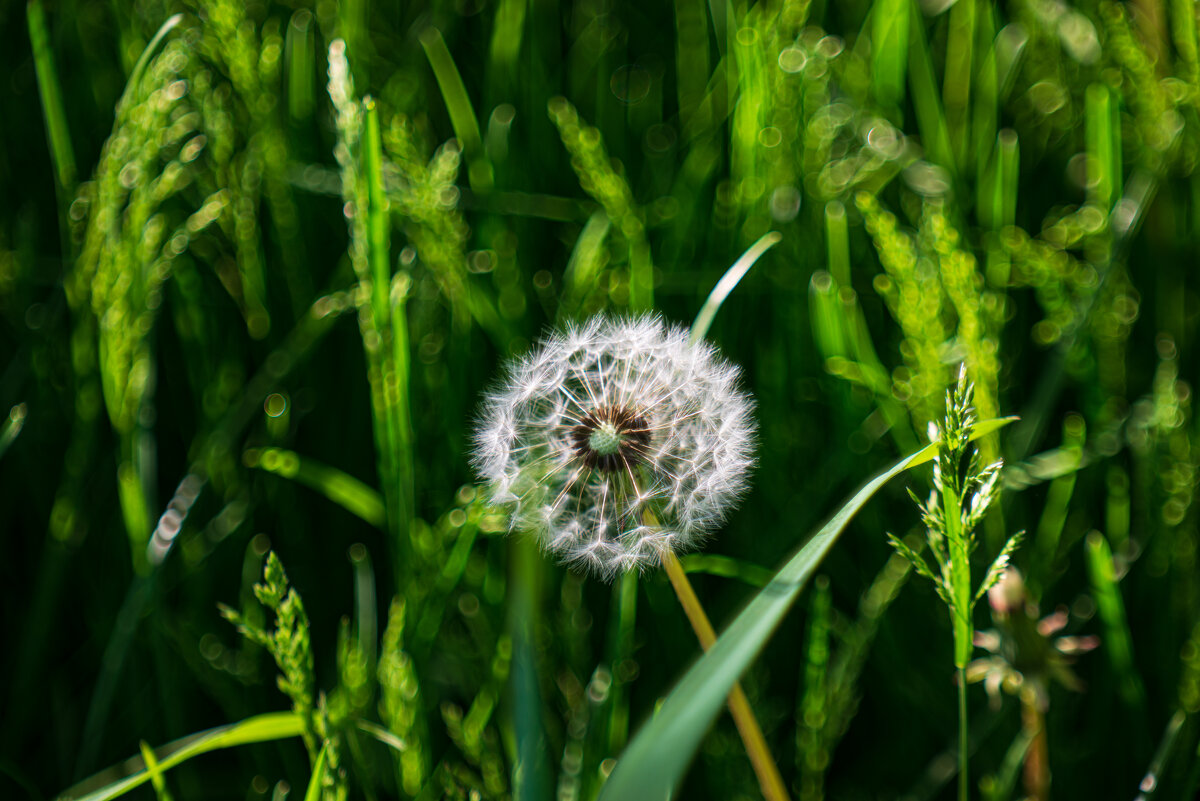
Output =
[{"x1": 958, "y1": 666, "x2": 969, "y2": 801}]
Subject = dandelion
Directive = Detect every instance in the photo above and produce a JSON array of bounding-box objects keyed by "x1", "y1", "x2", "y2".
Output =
[{"x1": 472, "y1": 314, "x2": 756, "y2": 578}]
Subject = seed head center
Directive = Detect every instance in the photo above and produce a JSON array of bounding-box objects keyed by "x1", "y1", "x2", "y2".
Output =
[
  {"x1": 588, "y1": 422, "x2": 624, "y2": 455},
  {"x1": 569, "y1": 405, "x2": 653, "y2": 473}
]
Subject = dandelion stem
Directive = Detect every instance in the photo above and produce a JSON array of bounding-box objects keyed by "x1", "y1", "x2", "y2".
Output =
[{"x1": 661, "y1": 550, "x2": 790, "y2": 801}]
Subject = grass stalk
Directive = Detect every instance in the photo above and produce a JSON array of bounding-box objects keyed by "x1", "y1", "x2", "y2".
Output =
[
  {"x1": 509, "y1": 537, "x2": 550, "y2": 801},
  {"x1": 958, "y1": 666, "x2": 969, "y2": 801},
  {"x1": 363, "y1": 98, "x2": 415, "y2": 582},
  {"x1": 27, "y1": 0, "x2": 77, "y2": 229}
]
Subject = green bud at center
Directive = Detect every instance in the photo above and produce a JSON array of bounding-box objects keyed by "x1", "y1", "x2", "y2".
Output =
[{"x1": 588, "y1": 421, "x2": 623, "y2": 456}]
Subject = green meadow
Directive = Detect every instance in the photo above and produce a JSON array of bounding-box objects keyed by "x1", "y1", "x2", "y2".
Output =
[{"x1": 4, "y1": 0, "x2": 1200, "y2": 798}]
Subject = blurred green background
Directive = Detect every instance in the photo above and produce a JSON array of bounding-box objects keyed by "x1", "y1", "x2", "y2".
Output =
[{"x1": 4, "y1": 0, "x2": 1200, "y2": 798}]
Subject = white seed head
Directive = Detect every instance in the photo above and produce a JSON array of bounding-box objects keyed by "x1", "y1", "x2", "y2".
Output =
[{"x1": 472, "y1": 315, "x2": 757, "y2": 579}]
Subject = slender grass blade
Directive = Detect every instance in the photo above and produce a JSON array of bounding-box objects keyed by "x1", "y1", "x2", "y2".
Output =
[
  {"x1": 1085, "y1": 531, "x2": 1147, "y2": 709},
  {"x1": 60, "y1": 713, "x2": 305, "y2": 801},
  {"x1": 244, "y1": 447, "x2": 387, "y2": 528}
]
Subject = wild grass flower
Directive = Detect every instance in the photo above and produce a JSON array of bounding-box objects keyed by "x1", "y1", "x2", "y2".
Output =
[
  {"x1": 473, "y1": 315, "x2": 756, "y2": 578},
  {"x1": 888, "y1": 368, "x2": 1022, "y2": 801}
]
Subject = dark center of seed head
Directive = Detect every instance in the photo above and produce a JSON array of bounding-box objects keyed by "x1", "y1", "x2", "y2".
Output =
[{"x1": 570, "y1": 405, "x2": 652, "y2": 473}]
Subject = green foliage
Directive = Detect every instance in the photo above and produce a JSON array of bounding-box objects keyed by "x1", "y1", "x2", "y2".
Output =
[
  {"x1": 377, "y1": 598, "x2": 430, "y2": 796},
  {"x1": 220, "y1": 551, "x2": 321, "y2": 757},
  {"x1": 8, "y1": 0, "x2": 1200, "y2": 799},
  {"x1": 548, "y1": 96, "x2": 653, "y2": 310},
  {"x1": 888, "y1": 373, "x2": 1021, "y2": 668}
]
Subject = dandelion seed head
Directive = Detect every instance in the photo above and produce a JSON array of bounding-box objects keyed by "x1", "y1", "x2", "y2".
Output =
[{"x1": 472, "y1": 314, "x2": 756, "y2": 578}]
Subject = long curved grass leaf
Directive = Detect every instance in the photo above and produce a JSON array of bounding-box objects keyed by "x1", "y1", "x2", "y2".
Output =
[
  {"x1": 244, "y1": 447, "x2": 386, "y2": 527},
  {"x1": 118, "y1": 13, "x2": 183, "y2": 112},
  {"x1": 598, "y1": 417, "x2": 1014, "y2": 801},
  {"x1": 58, "y1": 712, "x2": 305, "y2": 801},
  {"x1": 419, "y1": 26, "x2": 492, "y2": 191},
  {"x1": 356, "y1": 719, "x2": 407, "y2": 752},
  {"x1": 690, "y1": 231, "x2": 781, "y2": 344}
]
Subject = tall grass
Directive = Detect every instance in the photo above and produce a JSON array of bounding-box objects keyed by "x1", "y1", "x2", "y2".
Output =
[{"x1": 4, "y1": 0, "x2": 1200, "y2": 798}]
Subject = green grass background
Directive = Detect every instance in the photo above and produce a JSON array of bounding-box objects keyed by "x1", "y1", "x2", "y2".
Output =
[{"x1": 3, "y1": 0, "x2": 1200, "y2": 798}]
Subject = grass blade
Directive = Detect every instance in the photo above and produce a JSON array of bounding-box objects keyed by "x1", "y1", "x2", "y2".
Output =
[
  {"x1": 1085, "y1": 531, "x2": 1147, "y2": 709},
  {"x1": 355, "y1": 719, "x2": 407, "y2": 753},
  {"x1": 27, "y1": 0, "x2": 76, "y2": 197},
  {"x1": 509, "y1": 537, "x2": 551, "y2": 800},
  {"x1": 244, "y1": 447, "x2": 386, "y2": 528},
  {"x1": 797, "y1": 575, "x2": 832, "y2": 800},
  {"x1": 303, "y1": 742, "x2": 329, "y2": 801},
  {"x1": 907, "y1": 2, "x2": 956, "y2": 177},
  {"x1": 488, "y1": 0, "x2": 526, "y2": 83},
  {"x1": 675, "y1": 0, "x2": 710, "y2": 124},
  {"x1": 59, "y1": 712, "x2": 305, "y2": 801},
  {"x1": 690, "y1": 231, "x2": 781, "y2": 343},
  {"x1": 286, "y1": 10, "x2": 316, "y2": 124},
  {"x1": 118, "y1": 13, "x2": 183, "y2": 111},
  {"x1": 136, "y1": 741, "x2": 172, "y2": 801},
  {"x1": 562, "y1": 210, "x2": 611, "y2": 316},
  {"x1": 980, "y1": 729, "x2": 1033, "y2": 801},
  {"x1": 942, "y1": 0, "x2": 976, "y2": 170},
  {"x1": 1029, "y1": 414, "x2": 1084, "y2": 594},
  {"x1": 606, "y1": 569, "x2": 639, "y2": 754},
  {"x1": 1138, "y1": 709, "x2": 1186, "y2": 799},
  {"x1": 1086, "y1": 83, "x2": 1122, "y2": 210},
  {"x1": 870, "y1": 0, "x2": 910, "y2": 112},
  {"x1": 419, "y1": 27, "x2": 493, "y2": 192},
  {"x1": 680, "y1": 554, "x2": 773, "y2": 588}
]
